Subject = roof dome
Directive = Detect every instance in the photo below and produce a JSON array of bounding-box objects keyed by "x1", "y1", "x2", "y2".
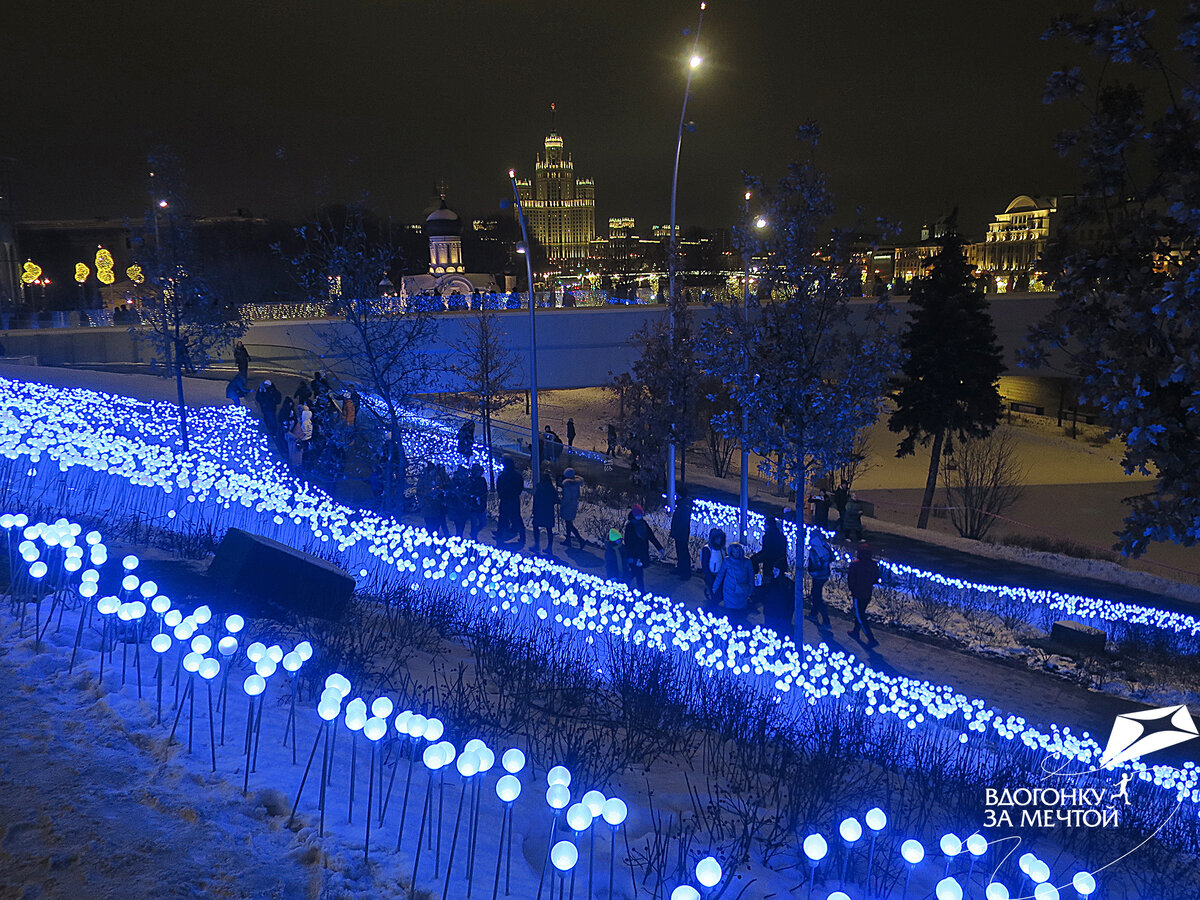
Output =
[{"x1": 425, "y1": 199, "x2": 462, "y2": 238}]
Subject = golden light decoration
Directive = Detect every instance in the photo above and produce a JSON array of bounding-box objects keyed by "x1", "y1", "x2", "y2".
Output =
[
  {"x1": 21, "y1": 261, "x2": 42, "y2": 285},
  {"x1": 127, "y1": 265, "x2": 144, "y2": 285},
  {"x1": 95, "y1": 247, "x2": 116, "y2": 285},
  {"x1": 75, "y1": 263, "x2": 90, "y2": 284}
]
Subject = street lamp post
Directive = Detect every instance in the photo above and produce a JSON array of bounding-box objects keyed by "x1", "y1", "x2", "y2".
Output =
[
  {"x1": 738, "y1": 199, "x2": 768, "y2": 544},
  {"x1": 666, "y1": 1, "x2": 706, "y2": 514},
  {"x1": 509, "y1": 170, "x2": 541, "y2": 481}
]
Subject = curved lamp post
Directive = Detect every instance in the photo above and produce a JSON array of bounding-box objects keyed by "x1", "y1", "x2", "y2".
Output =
[
  {"x1": 509, "y1": 170, "x2": 540, "y2": 481},
  {"x1": 666, "y1": 1, "x2": 707, "y2": 513}
]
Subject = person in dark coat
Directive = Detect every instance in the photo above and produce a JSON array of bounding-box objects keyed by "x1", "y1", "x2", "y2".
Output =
[
  {"x1": 457, "y1": 420, "x2": 475, "y2": 458},
  {"x1": 445, "y1": 467, "x2": 471, "y2": 538},
  {"x1": 669, "y1": 490, "x2": 694, "y2": 578},
  {"x1": 417, "y1": 463, "x2": 448, "y2": 536},
  {"x1": 623, "y1": 504, "x2": 663, "y2": 592},
  {"x1": 495, "y1": 456, "x2": 526, "y2": 544},
  {"x1": 832, "y1": 484, "x2": 849, "y2": 525},
  {"x1": 294, "y1": 379, "x2": 312, "y2": 408},
  {"x1": 606, "y1": 424, "x2": 618, "y2": 457},
  {"x1": 277, "y1": 397, "x2": 296, "y2": 456},
  {"x1": 255, "y1": 379, "x2": 281, "y2": 434},
  {"x1": 566, "y1": 417, "x2": 576, "y2": 448},
  {"x1": 604, "y1": 528, "x2": 624, "y2": 581},
  {"x1": 714, "y1": 543, "x2": 753, "y2": 621},
  {"x1": 467, "y1": 463, "x2": 488, "y2": 540},
  {"x1": 701, "y1": 528, "x2": 726, "y2": 609},
  {"x1": 842, "y1": 493, "x2": 866, "y2": 542},
  {"x1": 809, "y1": 490, "x2": 831, "y2": 529},
  {"x1": 225, "y1": 372, "x2": 249, "y2": 405},
  {"x1": 234, "y1": 341, "x2": 250, "y2": 379},
  {"x1": 559, "y1": 468, "x2": 586, "y2": 549},
  {"x1": 805, "y1": 527, "x2": 833, "y2": 626},
  {"x1": 846, "y1": 544, "x2": 880, "y2": 647},
  {"x1": 752, "y1": 515, "x2": 788, "y2": 576},
  {"x1": 760, "y1": 561, "x2": 795, "y2": 638},
  {"x1": 531, "y1": 470, "x2": 559, "y2": 556}
]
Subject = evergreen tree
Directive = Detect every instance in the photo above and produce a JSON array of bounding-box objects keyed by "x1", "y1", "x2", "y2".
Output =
[
  {"x1": 1027, "y1": 3, "x2": 1200, "y2": 555},
  {"x1": 888, "y1": 228, "x2": 1005, "y2": 530}
]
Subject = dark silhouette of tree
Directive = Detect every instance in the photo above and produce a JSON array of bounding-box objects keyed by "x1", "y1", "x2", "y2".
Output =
[
  {"x1": 1026, "y1": 4, "x2": 1200, "y2": 555},
  {"x1": 277, "y1": 202, "x2": 440, "y2": 504},
  {"x1": 943, "y1": 428, "x2": 1026, "y2": 541},
  {"x1": 132, "y1": 152, "x2": 247, "y2": 452},
  {"x1": 698, "y1": 125, "x2": 898, "y2": 630},
  {"x1": 607, "y1": 319, "x2": 703, "y2": 498},
  {"x1": 452, "y1": 308, "x2": 521, "y2": 488},
  {"x1": 889, "y1": 226, "x2": 1005, "y2": 530}
]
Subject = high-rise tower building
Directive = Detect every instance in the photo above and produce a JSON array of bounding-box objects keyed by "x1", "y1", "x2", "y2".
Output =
[{"x1": 514, "y1": 129, "x2": 595, "y2": 267}]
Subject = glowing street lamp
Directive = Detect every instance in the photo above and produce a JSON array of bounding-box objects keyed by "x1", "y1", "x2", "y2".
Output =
[
  {"x1": 601, "y1": 797, "x2": 628, "y2": 900},
  {"x1": 695, "y1": 856, "x2": 722, "y2": 895},
  {"x1": 666, "y1": 0, "x2": 708, "y2": 512},
  {"x1": 508, "y1": 168, "x2": 541, "y2": 481}
]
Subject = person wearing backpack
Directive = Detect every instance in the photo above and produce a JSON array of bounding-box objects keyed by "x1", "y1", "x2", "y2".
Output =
[{"x1": 805, "y1": 528, "x2": 833, "y2": 626}]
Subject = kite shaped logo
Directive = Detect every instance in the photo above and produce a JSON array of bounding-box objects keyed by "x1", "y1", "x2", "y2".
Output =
[{"x1": 1099, "y1": 705, "x2": 1199, "y2": 769}]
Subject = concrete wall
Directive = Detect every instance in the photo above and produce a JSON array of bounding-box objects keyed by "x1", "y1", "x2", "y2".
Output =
[{"x1": 0, "y1": 293, "x2": 1065, "y2": 392}]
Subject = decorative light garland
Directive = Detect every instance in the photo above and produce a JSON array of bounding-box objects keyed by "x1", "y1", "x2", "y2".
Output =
[{"x1": 0, "y1": 374, "x2": 1195, "y2": 832}]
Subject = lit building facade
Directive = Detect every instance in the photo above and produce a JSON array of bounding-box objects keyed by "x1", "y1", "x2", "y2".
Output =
[
  {"x1": 968, "y1": 194, "x2": 1058, "y2": 289},
  {"x1": 514, "y1": 131, "x2": 595, "y2": 267}
]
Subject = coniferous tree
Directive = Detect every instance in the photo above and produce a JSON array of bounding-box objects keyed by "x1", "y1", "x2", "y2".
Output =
[{"x1": 888, "y1": 228, "x2": 1005, "y2": 530}]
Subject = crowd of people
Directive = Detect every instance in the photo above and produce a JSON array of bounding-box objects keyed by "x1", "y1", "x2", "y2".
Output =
[
  {"x1": 232, "y1": 349, "x2": 880, "y2": 647},
  {"x1": 228, "y1": 348, "x2": 360, "y2": 478}
]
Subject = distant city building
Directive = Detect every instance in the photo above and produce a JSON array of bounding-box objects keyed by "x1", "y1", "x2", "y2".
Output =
[
  {"x1": 514, "y1": 130, "x2": 595, "y2": 267},
  {"x1": 400, "y1": 198, "x2": 500, "y2": 298},
  {"x1": 967, "y1": 194, "x2": 1059, "y2": 289},
  {"x1": 608, "y1": 217, "x2": 635, "y2": 238}
]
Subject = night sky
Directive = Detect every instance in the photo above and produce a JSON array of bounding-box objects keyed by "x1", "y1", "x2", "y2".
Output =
[{"x1": 2, "y1": 1, "x2": 1185, "y2": 238}]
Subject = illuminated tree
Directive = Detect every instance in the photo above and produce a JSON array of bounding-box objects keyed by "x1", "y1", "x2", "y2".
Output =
[
  {"x1": 889, "y1": 228, "x2": 1005, "y2": 530},
  {"x1": 1026, "y1": 4, "x2": 1200, "y2": 555},
  {"x1": 698, "y1": 125, "x2": 897, "y2": 629},
  {"x1": 132, "y1": 153, "x2": 246, "y2": 452}
]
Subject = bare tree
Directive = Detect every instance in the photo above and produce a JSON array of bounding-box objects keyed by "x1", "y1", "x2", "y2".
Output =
[
  {"x1": 278, "y1": 204, "x2": 438, "y2": 429},
  {"x1": 277, "y1": 203, "x2": 440, "y2": 505},
  {"x1": 132, "y1": 152, "x2": 247, "y2": 452},
  {"x1": 453, "y1": 308, "x2": 522, "y2": 488},
  {"x1": 942, "y1": 427, "x2": 1026, "y2": 541},
  {"x1": 832, "y1": 427, "x2": 874, "y2": 494},
  {"x1": 697, "y1": 377, "x2": 738, "y2": 479}
]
